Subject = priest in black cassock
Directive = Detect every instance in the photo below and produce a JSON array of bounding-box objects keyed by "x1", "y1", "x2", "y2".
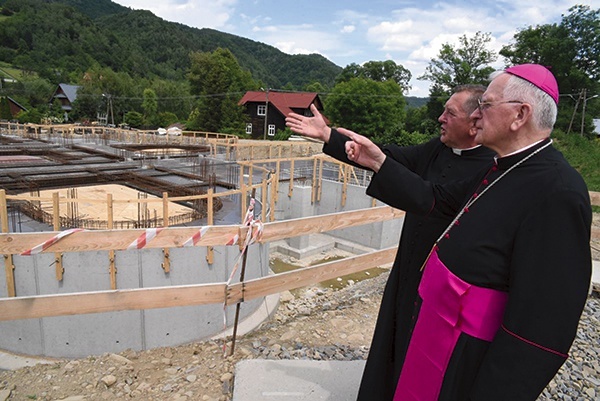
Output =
[
  {"x1": 287, "y1": 64, "x2": 592, "y2": 401},
  {"x1": 288, "y1": 85, "x2": 495, "y2": 400}
]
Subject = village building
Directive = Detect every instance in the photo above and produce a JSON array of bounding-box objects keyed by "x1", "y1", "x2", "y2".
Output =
[{"x1": 238, "y1": 91, "x2": 327, "y2": 139}]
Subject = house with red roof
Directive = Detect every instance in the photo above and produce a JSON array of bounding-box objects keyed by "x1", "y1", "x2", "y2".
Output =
[{"x1": 238, "y1": 91, "x2": 327, "y2": 140}]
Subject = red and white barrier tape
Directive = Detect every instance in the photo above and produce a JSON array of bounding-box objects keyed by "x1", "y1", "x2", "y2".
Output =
[
  {"x1": 222, "y1": 198, "x2": 265, "y2": 352},
  {"x1": 127, "y1": 228, "x2": 163, "y2": 250},
  {"x1": 20, "y1": 228, "x2": 84, "y2": 256},
  {"x1": 182, "y1": 226, "x2": 209, "y2": 247}
]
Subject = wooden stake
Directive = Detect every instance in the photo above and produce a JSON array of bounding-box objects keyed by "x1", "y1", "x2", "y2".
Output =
[
  {"x1": 1, "y1": 190, "x2": 16, "y2": 297},
  {"x1": 107, "y1": 193, "x2": 117, "y2": 290},
  {"x1": 230, "y1": 188, "x2": 256, "y2": 356},
  {"x1": 53, "y1": 192, "x2": 64, "y2": 281}
]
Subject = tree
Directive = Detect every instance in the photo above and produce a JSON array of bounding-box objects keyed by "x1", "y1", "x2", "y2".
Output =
[
  {"x1": 324, "y1": 77, "x2": 406, "y2": 141},
  {"x1": 123, "y1": 110, "x2": 143, "y2": 128},
  {"x1": 561, "y1": 5, "x2": 600, "y2": 82},
  {"x1": 419, "y1": 32, "x2": 496, "y2": 94},
  {"x1": 142, "y1": 88, "x2": 158, "y2": 127},
  {"x1": 0, "y1": 97, "x2": 12, "y2": 120},
  {"x1": 500, "y1": 5, "x2": 600, "y2": 135},
  {"x1": 336, "y1": 60, "x2": 411, "y2": 93},
  {"x1": 70, "y1": 67, "x2": 138, "y2": 124},
  {"x1": 187, "y1": 48, "x2": 257, "y2": 134},
  {"x1": 419, "y1": 31, "x2": 496, "y2": 126}
]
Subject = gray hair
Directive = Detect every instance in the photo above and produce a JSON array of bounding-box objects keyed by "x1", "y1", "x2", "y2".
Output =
[
  {"x1": 453, "y1": 84, "x2": 487, "y2": 116},
  {"x1": 490, "y1": 71, "x2": 557, "y2": 130}
]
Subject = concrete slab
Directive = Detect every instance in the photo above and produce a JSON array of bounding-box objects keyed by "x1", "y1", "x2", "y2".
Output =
[
  {"x1": 0, "y1": 350, "x2": 59, "y2": 371},
  {"x1": 232, "y1": 360, "x2": 365, "y2": 401}
]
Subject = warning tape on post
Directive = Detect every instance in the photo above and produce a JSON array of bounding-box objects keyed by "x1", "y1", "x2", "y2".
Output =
[
  {"x1": 127, "y1": 228, "x2": 163, "y2": 250},
  {"x1": 20, "y1": 228, "x2": 84, "y2": 256}
]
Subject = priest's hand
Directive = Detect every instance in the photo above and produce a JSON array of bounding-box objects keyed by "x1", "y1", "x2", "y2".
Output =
[
  {"x1": 338, "y1": 128, "x2": 386, "y2": 173},
  {"x1": 286, "y1": 104, "x2": 332, "y2": 143}
]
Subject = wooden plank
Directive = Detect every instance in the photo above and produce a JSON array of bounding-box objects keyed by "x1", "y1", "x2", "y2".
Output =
[
  {"x1": 1, "y1": 190, "x2": 16, "y2": 297},
  {"x1": 206, "y1": 188, "x2": 214, "y2": 264},
  {"x1": 227, "y1": 247, "x2": 397, "y2": 305},
  {"x1": 0, "y1": 225, "x2": 242, "y2": 254},
  {"x1": 590, "y1": 191, "x2": 600, "y2": 207},
  {"x1": 0, "y1": 206, "x2": 404, "y2": 254},
  {"x1": 52, "y1": 192, "x2": 64, "y2": 281},
  {"x1": 260, "y1": 206, "x2": 405, "y2": 243},
  {"x1": 0, "y1": 282, "x2": 228, "y2": 321},
  {"x1": 107, "y1": 193, "x2": 117, "y2": 290}
]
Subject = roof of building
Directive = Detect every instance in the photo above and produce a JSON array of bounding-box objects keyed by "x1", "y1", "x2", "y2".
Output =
[
  {"x1": 3, "y1": 96, "x2": 27, "y2": 112},
  {"x1": 55, "y1": 84, "x2": 81, "y2": 104},
  {"x1": 238, "y1": 91, "x2": 322, "y2": 117}
]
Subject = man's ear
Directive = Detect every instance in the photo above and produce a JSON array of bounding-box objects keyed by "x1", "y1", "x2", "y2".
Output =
[
  {"x1": 468, "y1": 120, "x2": 478, "y2": 137},
  {"x1": 511, "y1": 103, "x2": 533, "y2": 131}
]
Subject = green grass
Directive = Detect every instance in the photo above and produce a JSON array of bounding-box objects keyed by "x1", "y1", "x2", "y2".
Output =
[
  {"x1": 553, "y1": 131, "x2": 600, "y2": 192},
  {"x1": 0, "y1": 61, "x2": 35, "y2": 80}
]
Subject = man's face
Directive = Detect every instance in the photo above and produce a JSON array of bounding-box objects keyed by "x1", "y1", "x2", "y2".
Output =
[
  {"x1": 471, "y1": 74, "x2": 518, "y2": 154},
  {"x1": 438, "y1": 91, "x2": 474, "y2": 149}
]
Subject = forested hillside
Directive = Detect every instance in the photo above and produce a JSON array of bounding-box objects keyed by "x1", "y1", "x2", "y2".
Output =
[{"x1": 0, "y1": 0, "x2": 341, "y2": 88}]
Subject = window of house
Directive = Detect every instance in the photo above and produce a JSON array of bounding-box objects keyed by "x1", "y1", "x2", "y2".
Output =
[
  {"x1": 246, "y1": 124, "x2": 252, "y2": 135},
  {"x1": 267, "y1": 124, "x2": 276, "y2": 136},
  {"x1": 257, "y1": 105, "x2": 266, "y2": 116}
]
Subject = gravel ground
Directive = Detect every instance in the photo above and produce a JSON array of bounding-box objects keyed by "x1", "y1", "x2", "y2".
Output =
[{"x1": 1, "y1": 233, "x2": 599, "y2": 401}]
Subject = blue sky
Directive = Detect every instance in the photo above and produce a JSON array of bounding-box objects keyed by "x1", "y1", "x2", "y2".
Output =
[{"x1": 112, "y1": 0, "x2": 596, "y2": 96}]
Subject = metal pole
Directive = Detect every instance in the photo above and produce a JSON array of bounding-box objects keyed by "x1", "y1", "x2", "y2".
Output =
[
  {"x1": 263, "y1": 88, "x2": 269, "y2": 140},
  {"x1": 580, "y1": 89, "x2": 587, "y2": 136},
  {"x1": 230, "y1": 188, "x2": 256, "y2": 356}
]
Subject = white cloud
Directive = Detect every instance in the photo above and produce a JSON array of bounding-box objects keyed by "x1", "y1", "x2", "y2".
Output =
[
  {"x1": 111, "y1": 0, "x2": 588, "y2": 95},
  {"x1": 115, "y1": 0, "x2": 238, "y2": 29},
  {"x1": 249, "y1": 24, "x2": 342, "y2": 60}
]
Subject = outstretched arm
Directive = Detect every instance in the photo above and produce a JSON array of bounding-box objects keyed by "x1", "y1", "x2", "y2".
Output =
[
  {"x1": 338, "y1": 128, "x2": 386, "y2": 173},
  {"x1": 286, "y1": 105, "x2": 386, "y2": 172},
  {"x1": 285, "y1": 104, "x2": 332, "y2": 143}
]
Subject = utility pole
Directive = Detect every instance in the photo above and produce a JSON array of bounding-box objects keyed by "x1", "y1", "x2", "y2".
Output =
[
  {"x1": 581, "y1": 90, "x2": 599, "y2": 136},
  {"x1": 263, "y1": 88, "x2": 269, "y2": 140},
  {"x1": 567, "y1": 91, "x2": 582, "y2": 135},
  {"x1": 103, "y1": 93, "x2": 115, "y2": 126}
]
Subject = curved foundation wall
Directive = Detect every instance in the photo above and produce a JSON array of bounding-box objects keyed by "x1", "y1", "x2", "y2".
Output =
[{"x1": 0, "y1": 243, "x2": 269, "y2": 358}]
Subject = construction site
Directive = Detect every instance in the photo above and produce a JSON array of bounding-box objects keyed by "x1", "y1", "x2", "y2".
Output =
[{"x1": 0, "y1": 121, "x2": 405, "y2": 359}]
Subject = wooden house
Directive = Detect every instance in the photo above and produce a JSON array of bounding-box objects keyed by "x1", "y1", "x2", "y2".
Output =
[
  {"x1": 0, "y1": 96, "x2": 27, "y2": 119},
  {"x1": 50, "y1": 83, "x2": 81, "y2": 120},
  {"x1": 238, "y1": 91, "x2": 327, "y2": 139}
]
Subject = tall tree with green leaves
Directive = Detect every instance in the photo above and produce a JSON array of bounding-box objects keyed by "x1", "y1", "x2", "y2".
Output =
[
  {"x1": 187, "y1": 48, "x2": 257, "y2": 134},
  {"x1": 336, "y1": 60, "x2": 412, "y2": 93},
  {"x1": 500, "y1": 5, "x2": 600, "y2": 135},
  {"x1": 70, "y1": 67, "x2": 138, "y2": 124},
  {"x1": 419, "y1": 31, "x2": 496, "y2": 124},
  {"x1": 419, "y1": 31, "x2": 496, "y2": 93},
  {"x1": 142, "y1": 88, "x2": 158, "y2": 128},
  {"x1": 325, "y1": 77, "x2": 406, "y2": 141}
]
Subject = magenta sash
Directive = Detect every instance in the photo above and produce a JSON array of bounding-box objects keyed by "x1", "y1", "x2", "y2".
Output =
[{"x1": 393, "y1": 249, "x2": 508, "y2": 401}]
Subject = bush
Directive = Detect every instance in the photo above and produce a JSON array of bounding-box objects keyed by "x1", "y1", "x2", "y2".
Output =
[{"x1": 552, "y1": 130, "x2": 600, "y2": 191}]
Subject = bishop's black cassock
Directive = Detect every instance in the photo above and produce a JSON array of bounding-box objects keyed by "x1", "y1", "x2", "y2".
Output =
[
  {"x1": 363, "y1": 137, "x2": 591, "y2": 400},
  {"x1": 323, "y1": 129, "x2": 495, "y2": 400}
]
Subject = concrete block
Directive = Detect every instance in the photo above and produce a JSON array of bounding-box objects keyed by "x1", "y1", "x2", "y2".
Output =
[{"x1": 233, "y1": 360, "x2": 366, "y2": 401}]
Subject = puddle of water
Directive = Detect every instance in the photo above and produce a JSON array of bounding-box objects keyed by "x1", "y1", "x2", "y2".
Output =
[{"x1": 269, "y1": 255, "x2": 388, "y2": 294}]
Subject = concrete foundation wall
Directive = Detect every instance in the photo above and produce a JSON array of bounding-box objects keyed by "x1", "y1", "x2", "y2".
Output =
[
  {"x1": 1, "y1": 177, "x2": 402, "y2": 359},
  {"x1": 277, "y1": 179, "x2": 404, "y2": 252},
  {"x1": 0, "y1": 244, "x2": 268, "y2": 358}
]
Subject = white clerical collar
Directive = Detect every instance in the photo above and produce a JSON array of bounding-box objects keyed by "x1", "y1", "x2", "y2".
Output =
[
  {"x1": 496, "y1": 138, "x2": 548, "y2": 161},
  {"x1": 452, "y1": 145, "x2": 482, "y2": 156}
]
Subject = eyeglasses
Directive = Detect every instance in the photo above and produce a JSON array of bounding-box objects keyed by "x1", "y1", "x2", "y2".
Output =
[{"x1": 477, "y1": 99, "x2": 523, "y2": 113}]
